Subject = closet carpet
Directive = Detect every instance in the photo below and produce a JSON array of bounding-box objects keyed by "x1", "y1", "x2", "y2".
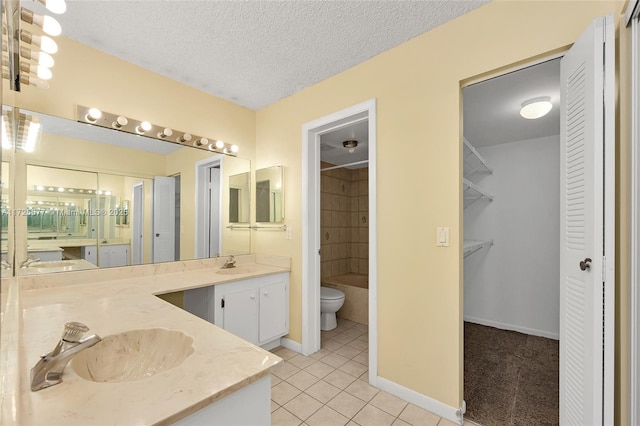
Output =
[{"x1": 464, "y1": 322, "x2": 559, "y2": 426}]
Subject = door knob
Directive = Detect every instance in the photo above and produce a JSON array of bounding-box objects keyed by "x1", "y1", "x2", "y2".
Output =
[
  {"x1": 579, "y1": 258, "x2": 592, "y2": 271},
  {"x1": 155, "y1": 233, "x2": 160, "y2": 237}
]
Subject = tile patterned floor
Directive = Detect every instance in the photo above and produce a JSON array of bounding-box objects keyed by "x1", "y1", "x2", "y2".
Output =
[{"x1": 270, "y1": 318, "x2": 461, "y2": 426}]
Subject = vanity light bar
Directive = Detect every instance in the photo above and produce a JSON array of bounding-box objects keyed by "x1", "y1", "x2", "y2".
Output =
[
  {"x1": 33, "y1": 185, "x2": 108, "y2": 195},
  {"x1": 76, "y1": 106, "x2": 239, "y2": 156}
]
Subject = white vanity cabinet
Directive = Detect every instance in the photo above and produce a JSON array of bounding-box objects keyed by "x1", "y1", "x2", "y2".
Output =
[
  {"x1": 98, "y1": 244, "x2": 130, "y2": 267},
  {"x1": 213, "y1": 272, "x2": 289, "y2": 348},
  {"x1": 81, "y1": 245, "x2": 97, "y2": 265}
]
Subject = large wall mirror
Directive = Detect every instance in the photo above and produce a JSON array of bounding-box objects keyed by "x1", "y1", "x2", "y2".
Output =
[
  {"x1": 2, "y1": 106, "x2": 251, "y2": 276},
  {"x1": 255, "y1": 165, "x2": 284, "y2": 223}
]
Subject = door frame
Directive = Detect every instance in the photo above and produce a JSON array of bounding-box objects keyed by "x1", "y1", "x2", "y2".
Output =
[
  {"x1": 131, "y1": 181, "x2": 144, "y2": 265},
  {"x1": 195, "y1": 155, "x2": 223, "y2": 258},
  {"x1": 627, "y1": 1, "x2": 640, "y2": 424},
  {"x1": 301, "y1": 99, "x2": 378, "y2": 382},
  {"x1": 460, "y1": 16, "x2": 615, "y2": 421}
]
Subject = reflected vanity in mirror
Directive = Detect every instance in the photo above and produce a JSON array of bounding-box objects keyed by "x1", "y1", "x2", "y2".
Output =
[
  {"x1": 2, "y1": 106, "x2": 251, "y2": 276},
  {"x1": 255, "y1": 165, "x2": 284, "y2": 223}
]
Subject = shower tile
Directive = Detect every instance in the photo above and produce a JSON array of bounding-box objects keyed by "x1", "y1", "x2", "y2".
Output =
[
  {"x1": 359, "y1": 180, "x2": 368, "y2": 195},
  {"x1": 350, "y1": 212, "x2": 359, "y2": 227},
  {"x1": 359, "y1": 228, "x2": 368, "y2": 243},
  {"x1": 339, "y1": 195, "x2": 348, "y2": 211},
  {"x1": 358, "y1": 195, "x2": 368, "y2": 211}
]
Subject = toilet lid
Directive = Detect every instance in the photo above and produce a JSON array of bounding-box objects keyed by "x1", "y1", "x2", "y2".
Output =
[{"x1": 321, "y1": 287, "x2": 344, "y2": 300}]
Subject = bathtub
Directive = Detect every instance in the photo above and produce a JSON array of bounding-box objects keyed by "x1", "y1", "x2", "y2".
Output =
[{"x1": 321, "y1": 273, "x2": 368, "y2": 325}]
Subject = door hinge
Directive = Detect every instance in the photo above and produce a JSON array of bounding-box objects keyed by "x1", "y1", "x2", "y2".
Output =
[
  {"x1": 602, "y1": 256, "x2": 606, "y2": 282},
  {"x1": 221, "y1": 298, "x2": 225, "y2": 308}
]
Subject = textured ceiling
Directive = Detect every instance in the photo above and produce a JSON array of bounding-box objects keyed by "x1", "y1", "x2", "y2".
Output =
[
  {"x1": 463, "y1": 58, "x2": 561, "y2": 147},
  {"x1": 44, "y1": 0, "x2": 490, "y2": 110}
]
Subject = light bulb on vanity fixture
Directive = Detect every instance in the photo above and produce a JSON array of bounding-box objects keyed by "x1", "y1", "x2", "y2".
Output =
[
  {"x1": 85, "y1": 108, "x2": 102, "y2": 123},
  {"x1": 520, "y1": 96, "x2": 553, "y2": 119},
  {"x1": 136, "y1": 121, "x2": 152, "y2": 134},
  {"x1": 215, "y1": 140, "x2": 225, "y2": 149},
  {"x1": 112, "y1": 116, "x2": 128, "y2": 129},
  {"x1": 178, "y1": 133, "x2": 192, "y2": 143},
  {"x1": 342, "y1": 140, "x2": 358, "y2": 153},
  {"x1": 157, "y1": 128, "x2": 173, "y2": 138},
  {"x1": 195, "y1": 137, "x2": 209, "y2": 147}
]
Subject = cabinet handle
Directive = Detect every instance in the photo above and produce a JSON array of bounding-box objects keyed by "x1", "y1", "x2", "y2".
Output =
[
  {"x1": 264, "y1": 292, "x2": 268, "y2": 296},
  {"x1": 250, "y1": 295, "x2": 255, "y2": 300}
]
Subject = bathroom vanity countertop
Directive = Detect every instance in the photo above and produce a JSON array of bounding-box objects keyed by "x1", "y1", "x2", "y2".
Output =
[{"x1": 1, "y1": 255, "x2": 289, "y2": 425}]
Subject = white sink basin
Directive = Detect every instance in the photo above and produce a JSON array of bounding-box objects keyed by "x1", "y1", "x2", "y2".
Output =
[
  {"x1": 70, "y1": 329, "x2": 194, "y2": 383},
  {"x1": 216, "y1": 266, "x2": 261, "y2": 275}
]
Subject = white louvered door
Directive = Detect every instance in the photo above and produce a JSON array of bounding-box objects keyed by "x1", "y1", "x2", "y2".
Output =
[{"x1": 559, "y1": 15, "x2": 614, "y2": 426}]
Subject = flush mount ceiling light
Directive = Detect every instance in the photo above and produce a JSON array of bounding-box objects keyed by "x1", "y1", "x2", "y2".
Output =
[
  {"x1": 520, "y1": 96, "x2": 553, "y2": 120},
  {"x1": 343, "y1": 140, "x2": 358, "y2": 153}
]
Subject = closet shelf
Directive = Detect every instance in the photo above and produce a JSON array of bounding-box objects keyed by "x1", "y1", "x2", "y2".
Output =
[
  {"x1": 463, "y1": 138, "x2": 493, "y2": 177},
  {"x1": 464, "y1": 239, "x2": 493, "y2": 258},
  {"x1": 464, "y1": 178, "x2": 494, "y2": 206}
]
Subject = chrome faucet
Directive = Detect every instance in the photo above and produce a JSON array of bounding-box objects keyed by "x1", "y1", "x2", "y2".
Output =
[
  {"x1": 30, "y1": 322, "x2": 102, "y2": 391},
  {"x1": 20, "y1": 255, "x2": 41, "y2": 269},
  {"x1": 221, "y1": 255, "x2": 236, "y2": 269}
]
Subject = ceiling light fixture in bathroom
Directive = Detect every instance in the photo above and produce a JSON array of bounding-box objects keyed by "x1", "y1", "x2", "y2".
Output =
[
  {"x1": 519, "y1": 96, "x2": 553, "y2": 119},
  {"x1": 343, "y1": 140, "x2": 358, "y2": 153},
  {"x1": 76, "y1": 105, "x2": 239, "y2": 156}
]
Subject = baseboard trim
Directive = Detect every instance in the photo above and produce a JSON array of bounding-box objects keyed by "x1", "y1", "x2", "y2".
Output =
[
  {"x1": 464, "y1": 316, "x2": 559, "y2": 340},
  {"x1": 280, "y1": 337, "x2": 302, "y2": 353},
  {"x1": 375, "y1": 376, "x2": 462, "y2": 425}
]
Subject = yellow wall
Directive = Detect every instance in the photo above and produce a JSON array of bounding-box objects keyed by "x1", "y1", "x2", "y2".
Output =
[{"x1": 255, "y1": 0, "x2": 628, "y2": 413}]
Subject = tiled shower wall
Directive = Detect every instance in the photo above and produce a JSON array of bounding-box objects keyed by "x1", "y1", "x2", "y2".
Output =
[{"x1": 320, "y1": 162, "x2": 368, "y2": 280}]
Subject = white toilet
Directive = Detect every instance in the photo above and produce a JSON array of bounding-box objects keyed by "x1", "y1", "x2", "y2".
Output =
[{"x1": 320, "y1": 287, "x2": 346, "y2": 331}]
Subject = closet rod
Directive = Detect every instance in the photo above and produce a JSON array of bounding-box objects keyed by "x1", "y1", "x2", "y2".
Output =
[{"x1": 321, "y1": 160, "x2": 369, "y2": 172}]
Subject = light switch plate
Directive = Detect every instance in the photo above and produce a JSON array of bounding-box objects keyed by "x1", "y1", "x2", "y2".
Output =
[{"x1": 436, "y1": 227, "x2": 449, "y2": 247}]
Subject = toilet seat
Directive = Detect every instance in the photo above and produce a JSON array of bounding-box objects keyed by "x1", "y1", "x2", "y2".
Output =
[{"x1": 321, "y1": 287, "x2": 344, "y2": 300}]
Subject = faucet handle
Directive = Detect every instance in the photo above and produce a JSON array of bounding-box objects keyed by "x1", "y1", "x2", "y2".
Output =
[{"x1": 62, "y1": 322, "x2": 89, "y2": 343}]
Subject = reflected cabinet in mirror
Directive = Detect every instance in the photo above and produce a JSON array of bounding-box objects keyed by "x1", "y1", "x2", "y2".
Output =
[
  {"x1": 2, "y1": 107, "x2": 251, "y2": 276},
  {"x1": 255, "y1": 165, "x2": 284, "y2": 223}
]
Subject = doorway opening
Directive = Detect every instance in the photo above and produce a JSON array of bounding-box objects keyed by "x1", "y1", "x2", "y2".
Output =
[
  {"x1": 462, "y1": 58, "x2": 562, "y2": 425},
  {"x1": 301, "y1": 99, "x2": 377, "y2": 383},
  {"x1": 195, "y1": 155, "x2": 223, "y2": 259}
]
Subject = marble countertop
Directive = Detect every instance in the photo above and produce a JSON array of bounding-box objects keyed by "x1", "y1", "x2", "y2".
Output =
[{"x1": 0, "y1": 254, "x2": 288, "y2": 425}]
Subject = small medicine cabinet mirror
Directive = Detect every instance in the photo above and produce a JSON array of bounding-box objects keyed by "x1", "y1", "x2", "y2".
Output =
[
  {"x1": 229, "y1": 172, "x2": 250, "y2": 223},
  {"x1": 255, "y1": 165, "x2": 284, "y2": 223}
]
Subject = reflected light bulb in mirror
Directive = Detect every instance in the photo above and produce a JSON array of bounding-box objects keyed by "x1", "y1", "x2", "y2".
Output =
[
  {"x1": 57, "y1": 187, "x2": 64, "y2": 192},
  {"x1": 215, "y1": 140, "x2": 225, "y2": 149},
  {"x1": 36, "y1": 185, "x2": 44, "y2": 191},
  {"x1": 36, "y1": 65, "x2": 52, "y2": 80},
  {"x1": 19, "y1": 47, "x2": 55, "y2": 68},
  {"x1": 20, "y1": 31, "x2": 58, "y2": 54},
  {"x1": 86, "y1": 108, "x2": 102, "y2": 123},
  {"x1": 112, "y1": 116, "x2": 128, "y2": 129},
  {"x1": 230, "y1": 145, "x2": 239, "y2": 153},
  {"x1": 38, "y1": 0, "x2": 67, "y2": 14},
  {"x1": 21, "y1": 9, "x2": 62, "y2": 37},
  {"x1": 136, "y1": 121, "x2": 152, "y2": 134}
]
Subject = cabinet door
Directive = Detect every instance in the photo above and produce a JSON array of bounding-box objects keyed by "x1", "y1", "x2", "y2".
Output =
[
  {"x1": 109, "y1": 245, "x2": 129, "y2": 267},
  {"x1": 98, "y1": 246, "x2": 111, "y2": 267},
  {"x1": 259, "y1": 281, "x2": 288, "y2": 344},
  {"x1": 223, "y1": 288, "x2": 258, "y2": 344},
  {"x1": 81, "y1": 246, "x2": 97, "y2": 266}
]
